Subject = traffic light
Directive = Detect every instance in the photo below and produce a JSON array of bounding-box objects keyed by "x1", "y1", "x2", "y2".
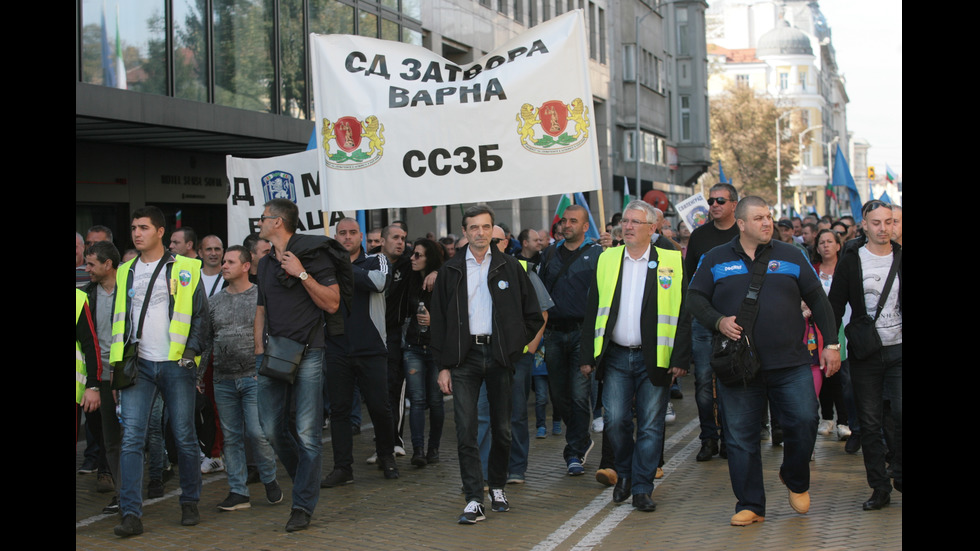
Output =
[{"x1": 868, "y1": 166, "x2": 875, "y2": 180}]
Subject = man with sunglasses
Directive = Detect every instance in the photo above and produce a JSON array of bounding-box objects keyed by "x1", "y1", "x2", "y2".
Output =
[
  {"x1": 828, "y1": 200, "x2": 902, "y2": 511},
  {"x1": 684, "y1": 183, "x2": 740, "y2": 463}
]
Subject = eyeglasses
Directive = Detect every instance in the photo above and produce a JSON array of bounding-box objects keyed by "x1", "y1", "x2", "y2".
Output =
[
  {"x1": 707, "y1": 197, "x2": 730, "y2": 206},
  {"x1": 259, "y1": 215, "x2": 280, "y2": 221},
  {"x1": 411, "y1": 251, "x2": 425, "y2": 259},
  {"x1": 861, "y1": 200, "x2": 891, "y2": 216},
  {"x1": 621, "y1": 218, "x2": 652, "y2": 227}
]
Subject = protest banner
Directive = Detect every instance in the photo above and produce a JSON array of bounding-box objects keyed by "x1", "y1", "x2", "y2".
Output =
[
  {"x1": 226, "y1": 150, "x2": 355, "y2": 245},
  {"x1": 676, "y1": 193, "x2": 710, "y2": 233},
  {"x1": 310, "y1": 10, "x2": 601, "y2": 212}
]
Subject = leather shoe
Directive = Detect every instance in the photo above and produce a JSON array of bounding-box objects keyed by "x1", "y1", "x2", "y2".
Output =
[
  {"x1": 595, "y1": 468, "x2": 618, "y2": 487},
  {"x1": 631, "y1": 493, "x2": 656, "y2": 512},
  {"x1": 285, "y1": 508, "x2": 312, "y2": 532},
  {"x1": 730, "y1": 510, "x2": 765, "y2": 526},
  {"x1": 613, "y1": 477, "x2": 631, "y2": 503},
  {"x1": 862, "y1": 489, "x2": 891, "y2": 511},
  {"x1": 789, "y1": 490, "x2": 810, "y2": 514},
  {"x1": 845, "y1": 432, "x2": 861, "y2": 454},
  {"x1": 696, "y1": 440, "x2": 719, "y2": 462}
]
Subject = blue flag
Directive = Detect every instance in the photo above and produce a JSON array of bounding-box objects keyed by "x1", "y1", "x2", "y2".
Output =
[
  {"x1": 718, "y1": 160, "x2": 731, "y2": 184},
  {"x1": 573, "y1": 192, "x2": 602, "y2": 241},
  {"x1": 832, "y1": 145, "x2": 862, "y2": 222}
]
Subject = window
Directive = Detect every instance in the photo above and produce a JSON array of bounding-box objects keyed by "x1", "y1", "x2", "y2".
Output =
[
  {"x1": 677, "y1": 8, "x2": 689, "y2": 56},
  {"x1": 623, "y1": 44, "x2": 636, "y2": 82},
  {"x1": 529, "y1": 0, "x2": 537, "y2": 26},
  {"x1": 680, "y1": 96, "x2": 691, "y2": 142},
  {"x1": 514, "y1": 0, "x2": 523, "y2": 23},
  {"x1": 589, "y1": 2, "x2": 596, "y2": 60},
  {"x1": 598, "y1": 7, "x2": 606, "y2": 64},
  {"x1": 736, "y1": 74, "x2": 749, "y2": 87},
  {"x1": 798, "y1": 69, "x2": 807, "y2": 90},
  {"x1": 779, "y1": 72, "x2": 788, "y2": 90}
]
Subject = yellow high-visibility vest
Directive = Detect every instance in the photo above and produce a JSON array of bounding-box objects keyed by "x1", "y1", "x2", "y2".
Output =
[
  {"x1": 75, "y1": 289, "x2": 89, "y2": 404},
  {"x1": 592, "y1": 246, "x2": 683, "y2": 368}
]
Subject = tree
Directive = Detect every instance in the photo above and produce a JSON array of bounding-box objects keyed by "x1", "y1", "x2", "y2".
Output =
[{"x1": 709, "y1": 84, "x2": 808, "y2": 204}]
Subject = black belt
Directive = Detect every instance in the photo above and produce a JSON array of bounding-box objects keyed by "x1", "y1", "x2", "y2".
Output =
[
  {"x1": 550, "y1": 319, "x2": 583, "y2": 332},
  {"x1": 611, "y1": 342, "x2": 642, "y2": 351},
  {"x1": 471, "y1": 335, "x2": 492, "y2": 345}
]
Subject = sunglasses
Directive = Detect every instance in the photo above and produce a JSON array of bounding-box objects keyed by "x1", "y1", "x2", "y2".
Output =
[
  {"x1": 707, "y1": 197, "x2": 730, "y2": 206},
  {"x1": 411, "y1": 251, "x2": 425, "y2": 259},
  {"x1": 862, "y1": 200, "x2": 891, "y2": 216}
]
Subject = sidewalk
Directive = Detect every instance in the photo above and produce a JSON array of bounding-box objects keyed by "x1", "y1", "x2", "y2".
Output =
[{"x1": 76, "y1": 388, "x2": 902, "y2": 550}]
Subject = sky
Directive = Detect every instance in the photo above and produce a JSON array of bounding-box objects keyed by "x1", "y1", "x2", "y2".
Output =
[{"x1": 816, "y1": 0, "x2": 903, "y2": 179}]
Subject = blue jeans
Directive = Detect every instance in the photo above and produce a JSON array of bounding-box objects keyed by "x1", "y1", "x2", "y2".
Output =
[
  {"x1": 146, "y1": 393, "x2": 167, "y2": 480},
  {"x1": 692, "y1": 320, "x2": 722, "y2": 442},
  {"x1": 214, "y1": 368, "x2": 278, "y2": 496},
  {"x1": 533, "y1": 375, "x2": 549, "y2": 429},
  {"x1": 717, "y1": 364, "x2": 818, "y2": 516},
  {"x1": 257, "y1": 348, "x2": 323, "y2": 515},
  {"x1": 508, "y1": 353, "x2": 534, "y2": 478},
  {"x1": 602, "y1": 345, "x2": 668, "y2": 495},
  {"x1": 118, "y1": 359, "x2": 201, "y2": 518},
  {"x1": 851, "y1": 344, "x2": 902, "y2": 492},
  {"x1": 544, "y1": 328, "x2": 592, "y2": 461},
  {"x1": 452, "y1": 343, "x2": 513, "y2": 504},
  {"x1": 404, "y1": 344, "x2": 444, "y2": 452}
]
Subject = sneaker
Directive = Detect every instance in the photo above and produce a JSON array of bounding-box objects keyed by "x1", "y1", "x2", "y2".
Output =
[
  {"x1": 566, "y1": 458, "x2": 585, "y2": 476},
  {"x1": 670, "y1": 384, "x2": 683, "y2": 399},
  {"x1": 490, "y1": 488, "x2": 510, "y2": 512},
  {"x1": 147, "y1": 479, "x2": 164, "y2": 499},
  {"x1": 321, "y1": 468, "x2": 354, "y2": 488},
  {"x1": 103, "y1": 495, "x2": 120, "y2": 515},
  {"x1": 285, "y1": 508, "x2": 311, "y2": 532},
  {"x1": 217, "y1": 492, "x2": 251, "y2": 511},
  {"x1": 592, "y1": 417, "x2": 604, "y2": 433},
  {"x1": 181, "y1": 502, "x2": 200, "y2": 526},
  {"x1": 366, "y1": 452, "x2": 378, "y2": 465},
  {"x1": 837, "y1": 424, "x2": 852, "y2": 440},
  {"x1": 553, "y1": 421, "x2": 562, "y2": 435},
  {"x1": 818, "y1": 419, "x2": 836, "y2": 436},
  {"x1": 506, "y1": 474, "x2": 525, "y2": 484},
  {"x1": 201, "y1": 456, "x2": 225, "y2": 474},
  {"x1": 458, "y1": 500, "x2": 486, "y2": 524},
  {"x1": 265, "y1": 480, "x2": 284, "y2": 504},
  {"x1": 77, "y1": 459, "x2": 98, "y2": 475},
  {"x1": 582, "y1": 439, "x2": 595, "y2": 466},
  {"x1": 665, "y1": 402, "x2": 676, "y2": 424},
  {"x1": 380, "y1": 455, "x2": 400, "y2": 479},
  {"x1": 394, "y1": 445, "x2": 407, "y2": 457},
  {"x1": 113, "y1": 514, "x2": 143, "y2": 537},
  {"x1": 536, "y1": 427, "x2": 547, "y2": 439},
  {"x1": 426, "y1": 448, "x2": 440, "y2": 464},
  {"x1": 97, "y1": 472, "x2": 115, "y2": 493}
]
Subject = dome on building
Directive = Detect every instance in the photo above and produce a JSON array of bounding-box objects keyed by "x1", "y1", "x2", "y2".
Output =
[{"x1": 757, "y1": 20, "x2": 813, "y2": 56}]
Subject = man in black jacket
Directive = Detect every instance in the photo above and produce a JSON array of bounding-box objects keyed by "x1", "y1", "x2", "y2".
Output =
[{"x1": 432, "y1": 204, "x2": 544, "y2": 524}]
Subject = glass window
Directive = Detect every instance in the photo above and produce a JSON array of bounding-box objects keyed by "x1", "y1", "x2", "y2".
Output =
[
  {"x1": 403, "y1": 0, "x2": 422, "y2": 20},
  {"x1": 677, "y1": 8, "x2": 689, "y2": 56},
  {"x1": 213, "y1": 0, "x2": 274, "y2": 113},
  {"x1": 799, "y1": 69, "x2": 807, "y2": 90},
  {"x1": 173, "y1": 0, "x2": 208, "y2": 101},
  {"x1": 310, "y1": 0, "x2": 355, "y2": 35},
  {"x1": 403, "y1": 28, "x2": 422, "y2": 46},
  {"x1": 680, "y1": 95, "x2": 691, "y2": 142},
  {"x1": 359, "y1": 11, "x2": 378, "y2": 37},
  {"x1": 779, "y1": 72, "x2": 788, "y2": 90},
  {"x1": 736, "y1": 74, "x2": 749, "y2": 87},
  {"x1": 381, "y1": 18, "x2": 399, "y2": 41},
  {"x1": 280, "y1": 0, "x2": 306, "y2": 118},
  {"x1": 80, "y1": 0, "x2": 167, "y2": 95}
]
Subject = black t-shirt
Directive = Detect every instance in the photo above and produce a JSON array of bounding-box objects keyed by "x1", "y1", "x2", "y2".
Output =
[
  {"x1": 257, "y1": 236, "x2": 337, "y2": 348},
  {"x1": 685, "y1": 221, "x2": 740, "y2": 284}
]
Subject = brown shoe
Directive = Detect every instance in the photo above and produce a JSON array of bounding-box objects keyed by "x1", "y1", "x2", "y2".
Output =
[
  {"x1": 730, "y1": 510, "x2": 765, "y2": 526},
  {"x1": 655, "y1": 467, "x2": 664, "y2": 479},
  {"x1": 595, "y1": 468, "x2": 618, "y2": 487},
  {"x1": 789, "y1": 490, "x2": 810, "y2": 514}
]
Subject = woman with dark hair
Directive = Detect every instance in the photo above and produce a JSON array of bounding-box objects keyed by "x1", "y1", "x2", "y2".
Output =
[
  {"x1": 403, "y1": 239, "x2": 445, "y2": 467},
  {"x1": 810, "y1": 229, "x2": 855, "y2": 444}
]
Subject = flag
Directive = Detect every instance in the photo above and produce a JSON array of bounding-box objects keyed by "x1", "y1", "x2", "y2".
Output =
[
  {"x1": 622, "y1": 178, "x2": 631, "y2": 212},
  {"x1": 832, "y1": 145, "x2": 862, "y2": 222},
  {"x1": 879, "y1": 190, "x2": 892, "y2": 204},
  {"x1": 176, "y1": 209, "x2": 183, "y2": 229},
  {"x1": 100, "y1": 3, "x2": 117, "y2": 88},
  {"x1": 550, "y1": 193, "x2": 573, "y2": 237},
  {"x1": 885, "y1": 164, "x2": 897, "y2": 183},
  {"x1": 574, "y1": 192, "x2": 601, "y2": 241},
  {"x1": 114, "y1": 4, "x2": 127, "y2": 90},
  {"x1": 718, "y1": 160, "x2": 731, "y2": 184}
]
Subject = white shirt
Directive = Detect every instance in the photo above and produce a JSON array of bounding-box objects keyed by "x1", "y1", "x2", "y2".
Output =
[
  {"x1": 611, "y1": 245, "x2": 650, "y2": 348},
  {"x1": 132, "y1": 257, "x2": 172, "y2": 361},
  {"x1": 465, "y1": 247, "x2": 493, "y2": 335},
  {"x1": 201, "y1": 272, "x2": 225, "y2": 297},
  {"x1": 859, "y1": 246, "x2": 901, "y2": 345}
]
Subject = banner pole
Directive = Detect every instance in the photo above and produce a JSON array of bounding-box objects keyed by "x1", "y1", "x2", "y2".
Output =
[{"x1": 596, "y1": 188, "x2": 606, "y2": 234}]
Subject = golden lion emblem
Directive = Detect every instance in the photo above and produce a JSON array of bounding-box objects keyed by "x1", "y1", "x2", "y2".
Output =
[
  {"x1": 516, "y1": 103, "x2": 540, "y2": 146},
  {"x1": 362, "y1": 115, "x2": 385, "y2": 157},
  {"x1": 566, "y1": 98, "x2": 590, "y2": 139}
]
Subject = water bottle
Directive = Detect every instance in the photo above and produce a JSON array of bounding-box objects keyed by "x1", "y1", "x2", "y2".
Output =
[{"x1": 418, "y1": 301, "x2": 429, "y2": 333}]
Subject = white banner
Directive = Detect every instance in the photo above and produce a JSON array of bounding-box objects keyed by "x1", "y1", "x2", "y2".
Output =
[
  {"x1": 310, "y1": 10, "x2": 601, "y2": 211},
  {"x1": 225, "y1": 150, "x2": 355, "y2": 246},
  {"x1": 675, "y1": 194, "x2": 710, "y2": 233}
]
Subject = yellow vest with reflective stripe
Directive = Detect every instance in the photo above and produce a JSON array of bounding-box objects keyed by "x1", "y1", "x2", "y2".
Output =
[
  {"x1": 592, "y1": 246, "x2": 683, "y2": 368},
  {"x1": 76, "y1": 289, "x2": 89, "y2": 404},
  {"x1": 109, "y1": 255, "x2": 202, "y2": 366},
  {"x1": 518, "y1": 259, "x2": 529, "y2": 354}
]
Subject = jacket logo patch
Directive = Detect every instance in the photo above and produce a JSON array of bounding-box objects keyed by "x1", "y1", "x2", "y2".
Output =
[
  {"x1": 768, "y1": 261, "x2": 780, "y2": 272},
  {"x1": 647, "y1": 260, "x2": 658, "y2": 270},
  {"x1": 128, "y1": 288, "x2": 135, "y2": 298},
  {"x1": 498, "y1": 280, "x2": 509, "y2": 290},
  {"x1": 178, "y1": 269, "x2": 192, "y2": 287},
  {"x1": 657, "y1": 266, "x2": 673, "y2": 289},
  {"x1": 261, "y1": 170, "x2": 297, "y2": 204}
]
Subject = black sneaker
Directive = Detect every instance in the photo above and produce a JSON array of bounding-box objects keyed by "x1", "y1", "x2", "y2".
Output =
[
  {"x1": 321, "y1": 468, "x2": 354, "y2": 488},
  {"x1": 380, "y1": 455, "x2": 400, "y2": 479},
  {"x1": 147, "y1": 479, "x2": 164, "y2": 499},
  {"x1": 77, "y1": 459, "x2": 98, "y2": 475},
  {"x1": 458, "y1": 501, "x2": 486, "y2": 524},
  {"x1": 845, "y1": 432, "x2": 862, "y2": 454},
  {"x1": 490, "y1": 488, "x2": 510, "y2": 512},
  {"x1": 411, "y1": 448, "x2": 427, "y2": 467},
  {"x1": 103, "y1": 496, "x2": 120, "y2": 515},
  {"x1": 285, "y1": 509, "x2": 311, "y2": 532},
  {"x1": 113, "y1": 514, "x2": 143, "y2": 537},
  {"x1": 426, "y1": 448, "x2": 440, "y2": 464},
  {"x1": 265, "y1": 480, "x2": 284, "y2": 504},
  {"x1": 217, "y1": 492, "x2": 251, "y2": 511},
  {"x1": 181, "y1": 502, "x2": 200, "y2": 526}
]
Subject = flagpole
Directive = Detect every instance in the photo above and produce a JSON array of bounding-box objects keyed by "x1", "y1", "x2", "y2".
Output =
[{"x1": 596, "y1": 187, "x2": 606, "y2": 234}]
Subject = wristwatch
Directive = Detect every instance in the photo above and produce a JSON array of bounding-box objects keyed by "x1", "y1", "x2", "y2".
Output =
[
  {"x1": 825, "y1": 344, "x2": 841, "y2": 351},
  {"x1": 178, "y1": 358, "x2": 196, "y2": 369},
  {"x1": 299, "y1": 271, "x2": 309, "y2": 281}
]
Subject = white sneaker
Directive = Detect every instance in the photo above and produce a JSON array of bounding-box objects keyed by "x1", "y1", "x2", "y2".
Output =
[
  {"x1": 665, "y1": 402, "x2": 676, "y2": 424},
  {"x1": 592, "y1": 417, "x2": 604, "y2": 433},
  {"x1": 817, "y1": 419, "x2": 836, "y2": 436},
  {"x1": 201, "y1": 456, "x2": 225, "y2": 474},
  {"x1": 366, "y1": 453, "x2": 378, "y2": 464},
  {"x1": 836, "y1": 424, "x2": 851, "y2": 440},
  {"x1": 394, "y1": 446, "x2": 407, "y2": 457}
]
